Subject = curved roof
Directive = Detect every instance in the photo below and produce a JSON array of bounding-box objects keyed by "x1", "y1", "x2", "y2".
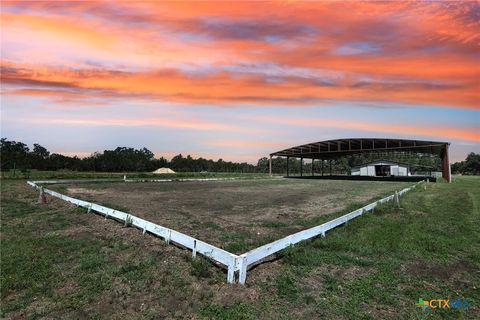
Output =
[{"x1": 270, "y1": 138, "x2": 449, "y2": 159}]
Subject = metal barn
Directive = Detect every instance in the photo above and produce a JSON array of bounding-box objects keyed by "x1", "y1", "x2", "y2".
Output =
[{"x1": 268, "y1": 138, "x2": 451, "y2": 182}]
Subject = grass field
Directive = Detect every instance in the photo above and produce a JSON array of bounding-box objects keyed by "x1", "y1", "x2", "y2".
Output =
[
  {"x1": 1, "y1": 176, "x2": 479, "y2": 319},
  {"x1": 46, "y1": 179, "x2": 411, "y2": 253}
]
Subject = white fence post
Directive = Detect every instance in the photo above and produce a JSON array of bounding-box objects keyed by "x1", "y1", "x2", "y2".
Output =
[
  {"x1": 227, "y1": 256, "x2": 236, "y2": 284},
  {"x1": 394, "y1": 191, "x2": 400, "y2": 208},
  {"x1": 238, "y1": 255, "x2": 248, "y2": 284},
  {"x1": 192, "y1": 240, "x2": 197, "y2": 258},
  {"x1": 38, "y1": 187, "x2": 46, "y2": 204}
]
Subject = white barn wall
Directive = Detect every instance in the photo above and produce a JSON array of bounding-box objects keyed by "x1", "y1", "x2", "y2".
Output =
[{"x1": 352, "y1": 160, "x2": 410, "y2": 177}]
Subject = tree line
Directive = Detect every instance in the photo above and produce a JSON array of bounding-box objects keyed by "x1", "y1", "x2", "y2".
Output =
[
  {"x1": 1, "y1": 138, "x2": 478, "y2": 175},
  {"x1": 451, "y1": 152, "x2": 480, "y2": 175},
  {"x1": 0, "y1": 138, "x2": 256, "y2": 173}
]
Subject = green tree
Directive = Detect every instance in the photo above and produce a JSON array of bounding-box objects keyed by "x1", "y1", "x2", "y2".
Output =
[{"x1": 0, "y1": 138, "x2": 30, "y2": 171}]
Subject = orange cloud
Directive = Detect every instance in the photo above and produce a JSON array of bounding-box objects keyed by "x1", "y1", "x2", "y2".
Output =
[
  {"x1": 2, "y1": 61, "x2": 478, "y2": 109},
  {"x1": 2, "y1": 12, "x2": 114, "y2": 50}
]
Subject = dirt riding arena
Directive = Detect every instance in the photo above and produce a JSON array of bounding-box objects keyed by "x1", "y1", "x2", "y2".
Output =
[{"x1": 49, "y1": 178, "x2": 410, "y2": 254}]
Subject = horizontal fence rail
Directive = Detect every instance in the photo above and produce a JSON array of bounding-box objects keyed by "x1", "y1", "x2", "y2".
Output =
[{"x1": 27, "y1": 179, "x2": 424, "y2": 284}]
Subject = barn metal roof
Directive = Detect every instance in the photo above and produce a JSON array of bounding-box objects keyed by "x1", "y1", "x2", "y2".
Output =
[{"x1": 270, "y1": 138, "x2": 449, "y2": 159}]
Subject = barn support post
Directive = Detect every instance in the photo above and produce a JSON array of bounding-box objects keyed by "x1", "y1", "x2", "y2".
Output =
[
  {"x1": 286, "y1": 157, "x2": 289, "y2": 177},
  {"x1": 329, "y1": 160, "x2": 332, "y2": 176},
  {"x1": 321, "y1": 160, "x2": 324, "y2": 176},
  {"x1": 269, "y1": 155, "x2": 272, "y2": 176},
  {"x1": 311, "y1": 158, "x2": 314, "y2": 176},
  {"x1": 300, "y1": 158, "x2": 303, "y2": 177},
  {"x1": 441, "y1": 144, "x2": 451, "y2": 183}
]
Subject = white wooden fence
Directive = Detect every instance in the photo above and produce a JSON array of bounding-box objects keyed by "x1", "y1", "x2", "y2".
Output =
[{"x1": 27, "y1": 179, "x2": 423, "y2": 284}]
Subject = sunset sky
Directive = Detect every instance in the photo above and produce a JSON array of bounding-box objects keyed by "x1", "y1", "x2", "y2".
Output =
[{"x1": 1, "y1": 1, "x2": 479, "y2": 163}]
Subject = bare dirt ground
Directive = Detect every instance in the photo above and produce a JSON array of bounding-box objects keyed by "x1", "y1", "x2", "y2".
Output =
[{"x1": 50, "y1": 178, "x2": 410, "y2": 253}]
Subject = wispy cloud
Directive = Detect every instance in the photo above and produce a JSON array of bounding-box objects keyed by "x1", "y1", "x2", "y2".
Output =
[{"x1": 19, "y1": 115, "x2": 249, "y2": 132}]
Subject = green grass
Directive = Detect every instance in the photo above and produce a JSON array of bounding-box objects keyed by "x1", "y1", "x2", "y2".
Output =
[
  {"x1": 262, "y1": 221, "x2": 290, "y2": 228},
  {"x1": 1, "y1": 177, "x2": 479, "y2": 319},
  {"x1": 184, "y1": 255, "x2": 213, "y2": 279},
  {"x1": 275, "y1": 271, "x2": 299, "y2": 301},
  {"x1": 199, "y1": 302, "x2": 257, "y2": 320},
  {"x1": 1, "y1": 210, "x2": 110, "y2": 315}
]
